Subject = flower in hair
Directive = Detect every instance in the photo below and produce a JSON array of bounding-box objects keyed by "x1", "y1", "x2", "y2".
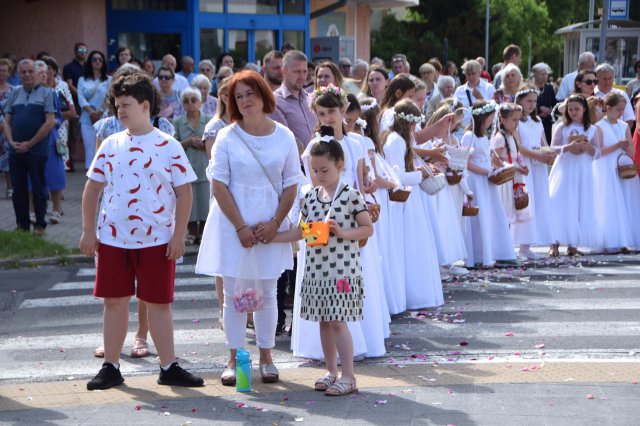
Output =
[
  {"x1": 395, "y1": 111, "x2": 424, "y2": 123},
  {"x1": 498, "y1": 102, "x2": 522, "y2": 112},
  {"x1": 355, "y1": 117, "x2": 367, "y2": 129},
  {"x1": 360, "y1": 99, "x2": 378, "y2": 112},
  {"x1": 470, "y1": 100, "x2": 497, "y2": 116},
  {"x1": 314, "y1": 132, "x2": 334, "y2": 143},
  {"x1": 311, "y1": 84, "x2": 348, "y2": 107},
  {"x1": 515, "y1": 88, "x2": 540, "y2": 98}
]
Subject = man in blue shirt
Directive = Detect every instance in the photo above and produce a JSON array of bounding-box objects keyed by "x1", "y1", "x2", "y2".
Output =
[{"x1": 4, "y1": 59, "x2": 55, "y2": 235}]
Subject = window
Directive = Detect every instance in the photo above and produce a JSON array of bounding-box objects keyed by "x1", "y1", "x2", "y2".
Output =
[
  {"x1": 200, "y1": 29, "x2": 225, "y2": 63},
  {"x1": 587, "y1": 36, "x2": 639, "y2": 80},
  {"x1": 228, "y1": 0, "x2": 277, "y2": 14},
  {"x1": 283, "y1": 30, "x2": 305, "y2": 51},
  {"x1": 283, "y1": 0, "x2": 305, "y2": 15},
  {"x1": 255, "y1": 31, "x2": 277, "y2": 64},
  {"x1": 111, "y1": 0, "x2": 186, "y2": 10},
  {"x1": 118, "y1": 33, "x2": 182, "y2": 63},
  {"x1": 199, "y1": 0, "x2": 223, "y2": 13},
  {"x1": 229, "y1": 30, "x2": 248, "y2": 69}
]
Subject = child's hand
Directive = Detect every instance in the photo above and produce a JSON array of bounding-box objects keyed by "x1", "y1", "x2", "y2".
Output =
[
  {"x1": 166, "y1": 234, "x2": 185, "y2": 260},
  {"x1": 328, "y1": 219, "x2": 344, "y2": 238},
  {"x1": 517, "y1": 165, "x2": 529, "y2": 176},
  {"x1": 79, "y1": 232, "x2": 99, "y2": 257},
  {"x1": 540, "y1": 151, "x2": 557, "y2": 164},
  {"x1": 619, "y1": 139, "x2": 630, "y2": 149}
]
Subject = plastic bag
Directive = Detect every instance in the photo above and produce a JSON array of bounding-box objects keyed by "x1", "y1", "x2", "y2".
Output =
[{"x1": 232, "y1": 247, "x2": 264, "y2": 313}]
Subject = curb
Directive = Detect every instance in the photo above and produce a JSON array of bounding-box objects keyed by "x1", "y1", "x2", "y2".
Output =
[{"x1": 0, "y1": 247, "x2": 200, "y2": 269}]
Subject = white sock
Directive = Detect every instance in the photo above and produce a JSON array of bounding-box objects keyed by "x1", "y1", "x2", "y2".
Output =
[
  {"x1": 161, "y1": 361, "x2": 177, "y2": 370},
  {"x1": 107, "y1": 362, "x2": 120, "y2": 369}
]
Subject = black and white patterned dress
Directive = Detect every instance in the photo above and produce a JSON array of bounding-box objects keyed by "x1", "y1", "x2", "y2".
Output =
[{"x1": 299, "y1": 184, "x2": 367, "y2": 322}]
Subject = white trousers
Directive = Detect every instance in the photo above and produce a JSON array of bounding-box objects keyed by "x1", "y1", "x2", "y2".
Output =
[
  {"x1": 80, "y1": 122, "x2": 97, "y2": 169},
  {"x1": 222, "y1": 277, "x2": 278, "y2": 350}
]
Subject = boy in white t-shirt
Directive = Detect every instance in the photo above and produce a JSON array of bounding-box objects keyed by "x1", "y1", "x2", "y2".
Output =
[{"x1": 80, "y1": 72, "x2": 203, "y2": 390}]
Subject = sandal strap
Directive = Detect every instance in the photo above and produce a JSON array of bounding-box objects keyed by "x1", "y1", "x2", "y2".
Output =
[
  {"x1": 326, "y1": 378, "x2": 357, "y2": 395},
  {"x1": 314, "y1": 374, "x2": 337, "y2": 388}
]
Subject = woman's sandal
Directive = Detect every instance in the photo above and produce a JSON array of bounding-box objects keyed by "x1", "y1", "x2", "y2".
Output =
[
  {"x1": 259, "y1": 363, "x2": 279, "y2": 383},
  {"x1": 314, "y1": 373, "x2": 337, "y2": 391},
  {"x1": 325, "y1": 378, "x2": 358, "y2": 396},
  {"x1": 221, "y1": 367, "x2": 236, "y2": 386},
  {"x1": 566, "y1": 247, "x2": 583, "y2": 257},
  {"x1": 94, "y1": 345, "x2": 105, "y2": 358},
  {"x1": 130, "y1": 338, "x2": 151, "y2": 358},
  {"x1": 549, "y1": 246, "x2": 560, "y2": 257}
]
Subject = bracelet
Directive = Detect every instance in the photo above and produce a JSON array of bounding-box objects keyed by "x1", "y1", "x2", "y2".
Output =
[
  {"x1": 235, "y1": 224, "x2": 248, "y2": 233},
  {"x1": 272, "y1": 216, "x2": 281, "y2": 227}
]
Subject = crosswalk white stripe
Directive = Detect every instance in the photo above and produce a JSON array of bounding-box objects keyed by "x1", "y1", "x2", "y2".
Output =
[
  {"x1": 51, "y1": 276, "x2": 214, "y2": 291},
  {"x1": 19, "y1": 290, "x2": 215, "y2": 309},
  {"x1": 76, "y1": 264, "x2": 198, "y2": 276}
]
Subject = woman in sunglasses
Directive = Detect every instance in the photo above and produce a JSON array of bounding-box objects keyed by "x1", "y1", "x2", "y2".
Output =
[
  {"x1": 172, "y1": 87, "x2": 212, "y2": 245},
  {"x1": 552, "y1": 69, "x2": 603, "y2": 125},
  {"x1": 157, "y1": 66, "x2": 183, "y2": 120},
  {"x1": 77, "y1": 50, "x2": 110, "y2": 169}
]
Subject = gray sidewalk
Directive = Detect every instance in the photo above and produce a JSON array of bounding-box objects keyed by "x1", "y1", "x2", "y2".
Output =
[{"x1": 0, "y1": 169, "x2": 85, "y2": 249}]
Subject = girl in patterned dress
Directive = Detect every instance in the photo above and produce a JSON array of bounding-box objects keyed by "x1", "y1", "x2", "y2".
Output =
[{"x1": 274, "y1": 125, "x2": 373, "y2": 396}]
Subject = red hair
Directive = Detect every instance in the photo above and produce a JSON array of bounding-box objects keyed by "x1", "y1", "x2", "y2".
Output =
[{"x1": 228, "y1": 70, "x2": 276, "y2": 122}]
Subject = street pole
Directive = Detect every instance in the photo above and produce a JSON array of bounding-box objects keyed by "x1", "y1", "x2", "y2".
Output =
[
  {"x1": 589, "y1": 0, "x2": 594, "y2": 28},
  {"x1": 599, "y1": 0, "x2": 609, "y2": 64},
  {"x1": 485, "y1": 0, "x2": 490, "y2": 71},
  {"x1": 528, "y1": 32, "x2": 532, "y2": 77}
]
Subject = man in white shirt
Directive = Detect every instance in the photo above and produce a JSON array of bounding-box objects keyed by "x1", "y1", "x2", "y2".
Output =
[
  {"x1": 556, "y1": 51, "x2": 596, "y2": 101},
  {"x1": 594, "y1": 63, "x2": 636, "y2": 126},
  {"x1": 455, "y1": 59, "x2": 496, "y2": 127},
  {"x1": 153, "y1": 54, "x2": 189, "y2": 93}
]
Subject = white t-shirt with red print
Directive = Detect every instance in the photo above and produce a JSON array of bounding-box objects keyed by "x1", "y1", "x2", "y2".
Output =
[{"x1": 87, "y1": 128, "x2": 197, "y2": 249}]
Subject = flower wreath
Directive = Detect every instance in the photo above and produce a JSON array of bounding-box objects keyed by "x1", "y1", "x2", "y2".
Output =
[
  {"x1": 312, "y1": 83, "x2": 348, "y2": 107},
  {"x1": 470, "y1": 100, "x2": 497, "y2": 116},
  {"x1": 515, "y1": 88, "x2": 540, "y2": 99},
  {"x1": 395, "y1": 111, "x2": 424, "y2": 123},
  {"x1": 360, "y1": 99, "x2": 378, "y2": 112}
]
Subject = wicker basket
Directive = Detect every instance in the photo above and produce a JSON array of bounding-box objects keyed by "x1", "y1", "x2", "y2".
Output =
[
  {"x1": 417, "y1": 156, "x2": 447, "y2": 195},
  {"x1": 462, "y1": 203, "x2": 479, "y2": 216},
  {"x1": 445, "y1": 168, "x2": 463, "y2": 185},
  {"x1": 617, "y1": 153, "x2": 638, "y2": 179},
  {"x1": 446, "y1": 145, "x2": 471, "y2": 170},
  {"x1": 358, "y1": 238, "x2": 368, "y2": 248},
  {"x1": 388, "y1": 187, "x2": 411, "y2": 202},
  {"x1": 488, "y1": 165, "x2": 516, "y2": 185},
  {"x1": 513, "y1": 182, "x2": 529, "y2": 210},
  {"x1": 366, "y1": 194, "x2": 381, "y2": 223}
]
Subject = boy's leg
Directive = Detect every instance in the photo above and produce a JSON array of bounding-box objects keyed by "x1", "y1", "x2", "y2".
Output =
[
  {"x1": 103, "y1": 296, "x2": 132, "y2": 364},
  {"x1": 145, "y1": 302, "x2": 175, "y2": 365}
]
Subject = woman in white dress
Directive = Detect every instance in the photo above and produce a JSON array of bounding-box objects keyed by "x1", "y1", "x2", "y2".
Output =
[
  {"x1": 359, "y1": 97, "x2": 406, "y2": 316},
  {"x1": 196, "y1": 71, "x2": 304, "y2": 385},
  {"x1": 548, "y1": 94, "x2": 599, "y2": 256},
  {"x1": 293, "y1": 85, "x2": 369, "y2": 360},
  {"x1": 593, "y1": 92, "x2": 640, "y2": 251},
  {"x1": 514, "y1": 86, "x2": 558, "y2": 257},
  {"x1": 461, "y1": 100, "x2": 516, "y2": 268},
  {"x1": 383, "y1": 99, "x2": 443, "y2": 310}
]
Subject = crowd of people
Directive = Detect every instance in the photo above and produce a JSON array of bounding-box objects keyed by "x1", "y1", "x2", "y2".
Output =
[{"x1": 3, "y1": 41, "x2": 640, "y2": 396}]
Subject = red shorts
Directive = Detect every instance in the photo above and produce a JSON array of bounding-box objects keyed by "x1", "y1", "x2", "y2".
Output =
[{"x1": 94, "y1": 243, "x2": 175, "y2": 304}]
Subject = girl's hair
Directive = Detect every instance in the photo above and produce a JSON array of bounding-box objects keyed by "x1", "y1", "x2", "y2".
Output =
[
  {"x1": 315, "y1": 61, "x2": 343, "y2": 90},
  {"x1": 359, "y1": 97, "x2": 382, "y2": 153},
  {"x1": 83, "y1": 50, "x2": 108, "y2": 81},
  {"x1": 468, "y1": 100, "x2": 495, "y2": 137},
  {"x1": 563, "y1": 94, "x2": 591, "y2": 130},
  {"x1": 309, "y1": 125, "x2": 345, "y2": 163},
  {"x1": 386, "y1": 98, "x2": 421, "y2": 172},
  {"x1": 515, "y1": 82, "x2": 540, "y2": 122},
  {"x1": 360, "y1": 65, "x2": 388, "y2": 96},
  {"x1": 312, "y1": 84, "x2": 348, "y2": 134},
  {"x1": 346, "y1": 93, "x2": 360, "y2": 114},
  {"x1": 380, "y1": 73, "x2": 415, "y2": 111},
  {"x1": 426, "y1": 97, "x2": 464, "y2": 132},
  {"x1": 215, "y1": 76, "x2": 231, "y2": 119},
  {"x1": 494, "y1": 103, "x2": 523, "y2": 159},
  {"x1": 603, "y1": 91, "x2": 626, "y2": 110}
]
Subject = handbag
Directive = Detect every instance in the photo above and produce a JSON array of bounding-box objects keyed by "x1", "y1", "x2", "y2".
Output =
[{"x1": 52, "y1": 89, "x2": 68, "y2": 157}]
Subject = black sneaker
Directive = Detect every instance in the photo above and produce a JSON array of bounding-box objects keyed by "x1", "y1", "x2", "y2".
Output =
[
  {"x1": 87, "y1": 363, "x2": 124, "y2": 390},
  {"x1": 157, "y1": 362, "x2": 204, "y2": 387}
]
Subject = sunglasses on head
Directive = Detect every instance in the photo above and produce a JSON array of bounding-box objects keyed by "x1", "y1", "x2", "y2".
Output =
[
  {"x1": 158, "y1": 75, "x2": 173, "y2": 80},
  {"x1": 91, "y1": 57, "x2": 103, "y2": 63},
  {"x1": 183, "y1": 97, "x2": 198, "y2": 104},
  {"x1": 583, "y1": 79, "x2": 598, "y2": 85}
]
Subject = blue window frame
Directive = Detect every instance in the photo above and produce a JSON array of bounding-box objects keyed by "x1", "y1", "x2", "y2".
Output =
[{"x1": 106, "y1": 0, "x2": 310, "y2": 70}]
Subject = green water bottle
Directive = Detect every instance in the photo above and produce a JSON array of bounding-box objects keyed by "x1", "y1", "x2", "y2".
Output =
[{"x1": 236, "y1": 348, "x2": 252, "y2": 392}]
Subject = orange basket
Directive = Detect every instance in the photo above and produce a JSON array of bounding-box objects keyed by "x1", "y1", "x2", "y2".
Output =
[{"x1": 303, "y1": 221, "x2": 331, "y2": 247}]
